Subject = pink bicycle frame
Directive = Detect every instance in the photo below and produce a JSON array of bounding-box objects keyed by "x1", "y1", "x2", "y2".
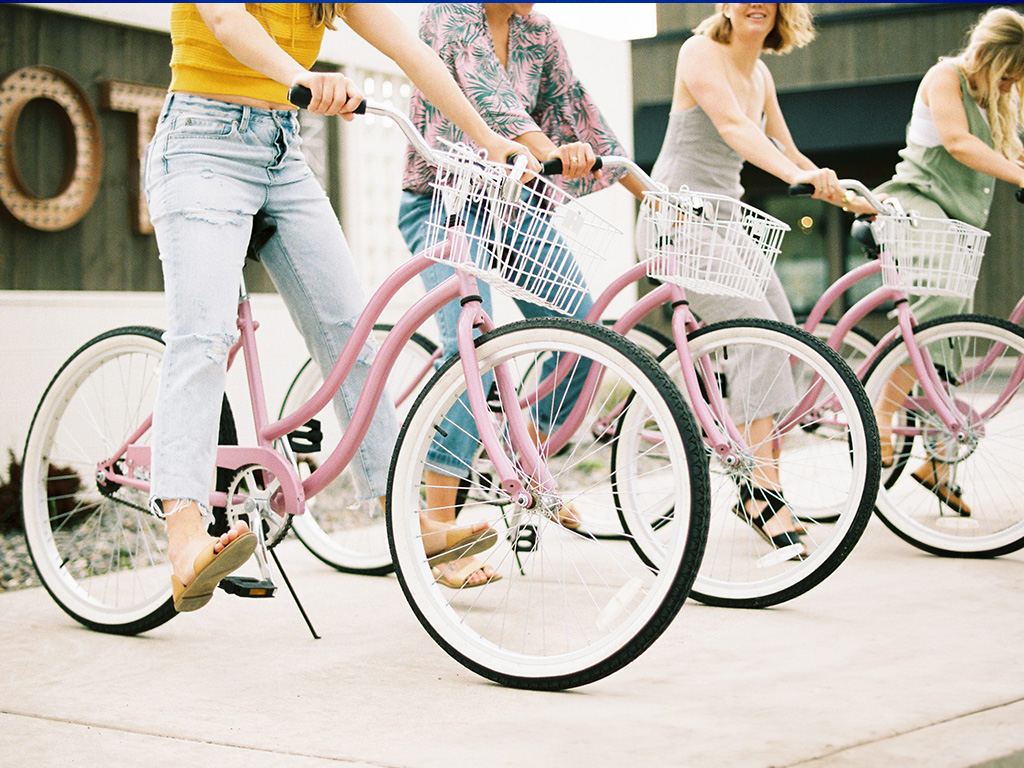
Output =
[
  {"x1": 95, "y1": 225, "x2": 556, "y2": 516},
  {"x1": 801, "y1": 257, "x2": 1024, "y2": 438},
  {"x1": 582, "y1": 262, "x2": 751, "y2": 465}
]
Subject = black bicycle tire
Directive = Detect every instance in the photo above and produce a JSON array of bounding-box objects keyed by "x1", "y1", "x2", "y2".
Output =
[
  {"x1": 386, "y1": 317, "x2": 709, "y2": 690},
  {"x1": 626, "y1": 318, "x2": 879, "y2": 608},
  {"x1": 21, "y1": 326, "x2": 237, "y2": 635}
]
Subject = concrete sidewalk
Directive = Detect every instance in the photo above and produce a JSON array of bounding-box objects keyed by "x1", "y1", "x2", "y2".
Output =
[{"x1": 2, "y1": 514, "x2": 1023, "y2": 768}]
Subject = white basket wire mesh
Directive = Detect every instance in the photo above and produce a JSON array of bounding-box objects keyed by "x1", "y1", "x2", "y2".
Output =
[
  {"x1": 422, "y1": 146, "x2": 620, "y2": 316},
  {"x1": 640, "y1": 189, "x2": 789, "y2": 301},
  {"x1": 870, "y1": 212, "x2": 989, "y2": 299}
]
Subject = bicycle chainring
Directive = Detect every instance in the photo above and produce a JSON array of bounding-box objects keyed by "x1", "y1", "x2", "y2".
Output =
[{"x1": 225, "y1": 464, "x2": 292, "y2": 548}]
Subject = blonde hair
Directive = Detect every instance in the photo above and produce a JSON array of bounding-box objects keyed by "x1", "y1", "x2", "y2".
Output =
[
  {"x1": 694, "y1": 3, "x2": 815, "y2": 54},
  {"x1": 309, "y1": 3, "x2": 349, "y2": 30},
  {"x1": 955, "y1": 7, "x2": 1024, "y2": 160}
]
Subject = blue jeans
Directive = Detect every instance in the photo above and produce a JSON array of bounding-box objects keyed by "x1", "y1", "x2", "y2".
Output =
[
  {"x1": 144, "y1": 93, "x2": 399, "y2": 516},
  {"x1": 397, "y1": 190, "x2": 594, "y2": 478}
]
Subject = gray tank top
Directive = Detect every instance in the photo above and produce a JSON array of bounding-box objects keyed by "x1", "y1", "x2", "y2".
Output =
[{"x1": 650, "y1": 104, "x2": 754, "y2": 200}]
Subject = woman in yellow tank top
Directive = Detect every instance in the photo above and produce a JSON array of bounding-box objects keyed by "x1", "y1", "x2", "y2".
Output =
[{"x1": 145, "y1": 3, "x2": 536, "y2": 613}]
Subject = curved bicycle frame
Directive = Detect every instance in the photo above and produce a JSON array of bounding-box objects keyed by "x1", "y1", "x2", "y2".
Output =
[
  {"x1": 801, "y1": 181, "x2": 1024, "y2": 439},
  {"x1": 94, "y1": 214, "x2": 621, "y2": 517}
]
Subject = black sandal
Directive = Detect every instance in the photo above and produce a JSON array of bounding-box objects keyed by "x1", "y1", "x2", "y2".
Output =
[{"x1": 732, "y1": 485, "x2": 807, "y2": 560}]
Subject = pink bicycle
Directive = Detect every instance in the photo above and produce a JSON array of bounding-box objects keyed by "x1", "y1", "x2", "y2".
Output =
[
  {"x1": 295, "y1": 154, "x2": 881, "y2": 609},
  {"x1": 19, "y1": 98, "x2": 710, "y2": 690},
  {"x1": 796, "y1": 179, "x2": 1024, "y2": 558}
]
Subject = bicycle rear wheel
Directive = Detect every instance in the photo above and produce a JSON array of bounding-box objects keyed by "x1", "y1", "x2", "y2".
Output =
[
  {"x1": 283, "y1": 324, "x2": 438, "y2": 575},
  {"x1": 864, "y1": 315, "x2": 1024, "y2": 557},
  {"x1": 629, "y1": 319, "x2": 878, "y2": 608},
  {"x1": 387, "y1": 318, "x2": 708, "y2": 690},
  {"x1": 20, "y1": 327, "x2": 236, "y2": 634}
]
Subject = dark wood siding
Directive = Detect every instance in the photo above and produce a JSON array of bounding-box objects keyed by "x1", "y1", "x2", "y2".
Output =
[{"x1": 0, "y1": 4, "x2": 275, "y2": 292}]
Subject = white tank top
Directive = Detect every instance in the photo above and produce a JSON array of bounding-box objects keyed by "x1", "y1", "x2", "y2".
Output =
[{"x1": 906, "y1": 94, "x2": 990, "y2": 148}]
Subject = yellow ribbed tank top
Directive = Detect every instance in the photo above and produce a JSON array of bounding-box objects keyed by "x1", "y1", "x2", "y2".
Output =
[{"x1": 169, "y1": 3, "x2": 325, "y2": 106}]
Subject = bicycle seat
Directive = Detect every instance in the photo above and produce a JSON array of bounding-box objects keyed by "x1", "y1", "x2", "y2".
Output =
[
  {"x1": 850, "y1": 216, "x2": 879, "y2": 258},
  {"x1": 247, "y1": 210, "x2": 277, "y2": 262}
]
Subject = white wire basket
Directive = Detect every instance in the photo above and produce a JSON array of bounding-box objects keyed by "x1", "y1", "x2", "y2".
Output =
[
  {"x1": 870, "y1": 212, "x2": 989, "y2": 299},
  {"x1": 422, "y1": 145, "x2": 620, "y2": 316},
  {"x1": 641, "y1": 188, "x2": 789, "y2": 301}
]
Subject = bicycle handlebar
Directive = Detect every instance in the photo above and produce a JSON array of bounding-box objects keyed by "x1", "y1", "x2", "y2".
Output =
[
  {"x1": 542, "y1": 154, "x2": 663, "y2": 195},
  {"x1": 287, "y1": 84, "x2": 437, "y2": 166},
  {"x1": 788, "y1": 179, "x2": 894, "y2": 215},
  {"x1": 792, "y1": 178, "x2": 1024, "y2": 207},
  {"x1": 286, "y1": 88, "x2": 673, "y2": 193},
  {"x1": 540, "y1": 157, "x2": 604, "y2": 176},
  {"x1": 287, "y1": 84, "x2": 367, "y2": 115}
]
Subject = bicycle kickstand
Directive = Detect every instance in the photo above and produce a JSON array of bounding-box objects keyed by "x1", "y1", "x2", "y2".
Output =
[{"x1": 219, "y1": 500, "x2": 321, "y2": 639}]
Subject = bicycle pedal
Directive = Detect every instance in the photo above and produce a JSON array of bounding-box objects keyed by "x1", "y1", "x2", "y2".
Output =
[
  {"x1": 287, "y1": 418, "x2": 323, "y2": 454},
  {"x1": 218, "y1": 575, "x2": 277, "y2": 598}
]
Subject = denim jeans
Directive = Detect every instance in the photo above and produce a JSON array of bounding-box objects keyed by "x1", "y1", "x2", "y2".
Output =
[
  {"x1": 144, "y1": 93, "x2": 399, "y2": 516},
  {"x1": 397, "y1": 190, "x2": 594, "y2": 478}
]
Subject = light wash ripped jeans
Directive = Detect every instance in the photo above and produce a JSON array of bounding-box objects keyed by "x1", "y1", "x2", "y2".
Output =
[
  {"x1": 397, "y1": 189, "x2": 594, "y2": 479},
  {"x1": 144, "y1": 93, "x2": 399, "y2": 519}
]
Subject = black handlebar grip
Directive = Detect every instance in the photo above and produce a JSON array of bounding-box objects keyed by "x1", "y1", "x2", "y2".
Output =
[
  {"x1": 288, "y1": 85, "x2": 312, "y2": 108},
  {"x1": 788, "y1": 183, "x2": 815, "y2": 196},
  {"x1": 287, "y1": 85, "x2": 366, "y2": 115},
  {"x1": 540, "y1": 157, "x2": 604, "y2": 176},
  {"x1": 1016, "y1": 187, "x2": 1024, "y2": 204}
]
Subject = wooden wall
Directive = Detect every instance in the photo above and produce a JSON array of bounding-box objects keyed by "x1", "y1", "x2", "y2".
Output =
[{"x1": 0, "y1": 4, "x2": 275, "y2": 293}]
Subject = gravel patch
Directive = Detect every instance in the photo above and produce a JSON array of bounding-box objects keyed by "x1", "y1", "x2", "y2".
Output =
[{"x1": 0, "y1": 530, "x2": 38, "y2": 592}]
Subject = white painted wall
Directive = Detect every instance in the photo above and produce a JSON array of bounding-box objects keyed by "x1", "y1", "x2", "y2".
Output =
[
  {"x1": 0, "y1": 292, "x2": 311, "y2": 459},
  {"x1": 2, "y1": 3, "x2": 638, "y2": 466}
]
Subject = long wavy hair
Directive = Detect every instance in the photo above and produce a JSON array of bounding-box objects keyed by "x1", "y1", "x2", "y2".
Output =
[
  {"x1": 955, "y1": 7, "x2": 1024, "y2": 160},
  {"x1": 309, "y1": 3, "x2": 349, "y2": 30},
  {"x1": 694, "y1": 3, "x2": 815, "y2": 54}
]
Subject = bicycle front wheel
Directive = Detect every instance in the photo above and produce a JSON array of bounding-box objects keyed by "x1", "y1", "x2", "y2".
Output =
[
  {"x1": 387, "y1": 318, "x2": 709, "y2": 690},
  {"x1": 284, "y1": 324, "x2": 438, "y2": 575},
  {"x1": 642, "y1": 320, "x2": 879, "y2": 608},
  {"x1": 864, "y1": 315, "x2": 1024, "y2": 557},
  {"x1": 21, "y1": 327, "x2": 236, "y2": 634}
]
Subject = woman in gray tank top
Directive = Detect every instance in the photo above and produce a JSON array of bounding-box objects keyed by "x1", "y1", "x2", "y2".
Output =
[{"x1": 636, "y1": 3, "x2": 872, "y2": 551}]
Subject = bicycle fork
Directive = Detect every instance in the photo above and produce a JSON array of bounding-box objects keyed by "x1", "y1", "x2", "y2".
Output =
[{"x1": 455, "y1": 301, "x2": 551, "y2": 508}]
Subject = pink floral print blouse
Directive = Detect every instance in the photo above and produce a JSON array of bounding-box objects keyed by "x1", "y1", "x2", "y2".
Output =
[{"x1": 402, "y1": 3, "x2": 628, "y2": 197}]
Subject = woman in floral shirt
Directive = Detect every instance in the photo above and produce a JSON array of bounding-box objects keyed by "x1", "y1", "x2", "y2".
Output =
[{"x1": 398, "y1": 3, "x2": 642, "y2": 588}]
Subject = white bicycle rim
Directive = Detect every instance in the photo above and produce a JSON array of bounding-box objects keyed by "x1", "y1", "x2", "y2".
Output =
[
  {"x1": 866, "y1": 317, "x2": 1024, "y2": 555},
  {"x1": 21, "y1": 330, "x2": 174, "y2": 631},
  {"x1": 662, "y1": 321, "x2": 874, "y2": 605},
  {"x1": 387, "y1": 320, "x2": 705, "y2": 688}
]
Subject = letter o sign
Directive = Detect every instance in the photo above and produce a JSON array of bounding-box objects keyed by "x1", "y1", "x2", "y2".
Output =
[{"x1": 0, "y1": 66, "x2": 102, "y2": 231}]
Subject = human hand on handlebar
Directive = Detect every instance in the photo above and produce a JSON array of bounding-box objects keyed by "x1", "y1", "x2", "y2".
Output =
[
  {"x1": 290, "y1": 71, "x2": 364, "y2": 120},
  {"x1": 791, "y1": 168, "x2": 878, "y2": 215},
  {"x1": 497, "y1": 144, "x2": 541, "y2": 175},
  {"x1": 841, "y1": 191, "x2": 878, "y2": 217},
  {"x1": 550, "y1": 142, "x2": 600, "y2": 180},
  {"x1": 791, "y1": 167, "x2": 842, "y2": 203}
]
